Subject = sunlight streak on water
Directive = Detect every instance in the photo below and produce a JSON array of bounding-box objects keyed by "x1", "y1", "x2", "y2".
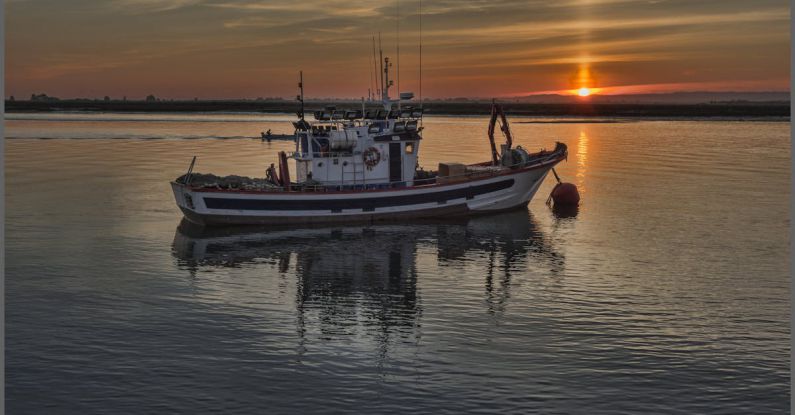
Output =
[{"x1": 576, "y1": 130, "x2": 589, "y2": 194}]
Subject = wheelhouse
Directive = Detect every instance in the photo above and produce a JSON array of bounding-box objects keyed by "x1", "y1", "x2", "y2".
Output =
[{"x1": 292, "y1": 106, "x2": 423, "y2": 189}]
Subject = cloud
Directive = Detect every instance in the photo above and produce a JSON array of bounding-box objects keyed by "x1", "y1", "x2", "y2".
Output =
[
  {"x1": 5, "y1": 0, "x2": 790, "y2": 97},
  {"x1": 110, "y1": 0, "x2": 205, "y2": 13},
  {"x1": 424, "y1": 8, "x2": 788, "y2": 40},
  {"x1": 529, "y1": 79, "x2": 790, "y2": 96},
  {"x1": 208, "y1": 0, "x2": 381, "y2": 17}
]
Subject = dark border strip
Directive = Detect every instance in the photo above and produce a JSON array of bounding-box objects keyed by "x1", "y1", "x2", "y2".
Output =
[{"x1": 204, "y1": 179, "x2": 514, "y2": 211}]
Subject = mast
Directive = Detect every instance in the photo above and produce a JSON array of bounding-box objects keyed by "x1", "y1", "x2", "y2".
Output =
[{"x1": 383, "y1": 57, "x2": 392, "y2": 106}]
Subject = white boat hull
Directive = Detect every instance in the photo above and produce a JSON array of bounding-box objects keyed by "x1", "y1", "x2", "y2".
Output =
[{"x1": 171, "y1": 159, "x2": 560, "y2": 226}]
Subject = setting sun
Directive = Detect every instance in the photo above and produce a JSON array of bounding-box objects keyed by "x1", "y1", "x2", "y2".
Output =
[{"x1": 578, "y1": 87, "x2": 592, "y2": 97}]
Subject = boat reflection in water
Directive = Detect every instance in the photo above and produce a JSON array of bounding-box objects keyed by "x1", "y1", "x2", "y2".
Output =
[{"x1": 172, "y1": 209, "x2": 564, "y2": 353}]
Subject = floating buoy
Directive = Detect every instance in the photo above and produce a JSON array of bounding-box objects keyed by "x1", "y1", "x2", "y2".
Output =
[
  {"x1": 551, "y1": 182, "x2": 580, "y2": 206},
  {"x1": 546, "y1": 168, "x2": 580, "y2": 208}
]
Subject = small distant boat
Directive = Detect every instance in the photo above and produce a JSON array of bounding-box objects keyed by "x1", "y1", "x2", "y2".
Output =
[
  {"x1": 259, "y1": 129, "x2": 293, "y2": 142},
  {"x1": 171, "y1": 57, "x2": 567, "y2": 226}
]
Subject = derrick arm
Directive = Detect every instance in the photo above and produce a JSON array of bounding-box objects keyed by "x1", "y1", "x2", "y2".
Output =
[
  {"x1": 497, "y1": 106, "x2": 513, "y2": 149},
  {"x1": 488, "y1": 101, "x2": 514, "y2": 165},
  {"x1": 487, "y1": 103, "x2": 499, "y2": 165}
]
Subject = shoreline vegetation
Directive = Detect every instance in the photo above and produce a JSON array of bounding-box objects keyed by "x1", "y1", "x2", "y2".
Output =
[{"x1": 5, "y1": 99, "x2": 790, "y2": 119}]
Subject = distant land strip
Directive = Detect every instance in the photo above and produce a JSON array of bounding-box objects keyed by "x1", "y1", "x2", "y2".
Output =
[
  {"x1": 5, "y1": 100, "x2": 790, "y2": 119},
  {"x1": 516, "y1": 120, "x2": 624, "y2": 123}
]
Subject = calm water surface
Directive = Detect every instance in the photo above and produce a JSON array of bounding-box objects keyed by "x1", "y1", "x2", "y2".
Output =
[{"x1": 5, "y1": 113, "x2": 790, "y2": 414}]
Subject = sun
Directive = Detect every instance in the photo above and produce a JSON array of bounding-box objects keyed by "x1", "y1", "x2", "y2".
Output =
[{"x1": 577, "y1": 87, "x2": 591, "y2": 97}]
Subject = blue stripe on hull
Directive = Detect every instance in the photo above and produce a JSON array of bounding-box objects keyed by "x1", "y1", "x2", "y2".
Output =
[
  {"x1": 180, "y1": 204, "x2": 472, "y2": 226},
  {"x1": 202, "y1": 179, "x2": 515, "y2": 211}
]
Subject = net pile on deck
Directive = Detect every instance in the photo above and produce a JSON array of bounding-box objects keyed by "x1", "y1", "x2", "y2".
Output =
[{"x1": 176, "y1": 173, "x2": 280, "y2": 191}]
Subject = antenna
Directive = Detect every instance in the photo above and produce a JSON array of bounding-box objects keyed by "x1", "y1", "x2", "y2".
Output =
[
  {"x1": 419, "y1": 0, "x2": 422, "y2": 113},
  {"x1": 396, "y1": 0, "x2": 400, "y2": 111},
  {"x1": 371, "y1": 35, "x2": 379, "y2": 98},
  {"x1": 367, "y1": 51, "x2": 373, "y2": 101}
]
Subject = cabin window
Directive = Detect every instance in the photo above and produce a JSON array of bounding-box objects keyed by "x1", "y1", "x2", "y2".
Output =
[
  {"x1": 405, "y1": 142, "x2": 415, "y2": 154},
  {"x1": 333, "y1": 158, "x2": 339, "y2": 165}
]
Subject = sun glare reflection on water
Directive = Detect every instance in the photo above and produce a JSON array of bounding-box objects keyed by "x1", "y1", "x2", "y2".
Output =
[{"x1": 576, "y1": 130, "x2": 588, "y2": 194}]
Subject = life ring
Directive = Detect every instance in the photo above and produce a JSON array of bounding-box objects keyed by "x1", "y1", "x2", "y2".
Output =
[{"x1": 363, "y1": 147, "x2": 381, "y2": 169}]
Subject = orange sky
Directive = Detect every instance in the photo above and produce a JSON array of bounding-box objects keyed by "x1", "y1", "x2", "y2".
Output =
[{"x1": 5, "y1": 0, "x2": 791, "y2": 99}]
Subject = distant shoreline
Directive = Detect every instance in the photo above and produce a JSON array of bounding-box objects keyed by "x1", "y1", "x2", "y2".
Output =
[{"x1": 5, "y1": 100, "x2": 790, "y2": 119}]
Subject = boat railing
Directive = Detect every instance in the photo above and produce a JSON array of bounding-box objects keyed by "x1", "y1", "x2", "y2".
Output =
[
  {"x1": 285, "y1": 145, "x2": 565, "y2": 192},
  {"x1": 290, "y1": 145, "x2": 564, "y2": 167},
  {"x1": 291, "y1": 151, "x2": 357, "y2": 159}
]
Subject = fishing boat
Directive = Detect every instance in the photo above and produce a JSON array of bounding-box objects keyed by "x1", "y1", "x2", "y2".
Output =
[{"x1": 171, "y1": 57, "x2": 568, "y2": 226}]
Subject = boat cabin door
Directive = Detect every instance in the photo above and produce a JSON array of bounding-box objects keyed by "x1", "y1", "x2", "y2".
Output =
[{"x1": 389, "y1": 142, "x2": 402, "y2": 185}]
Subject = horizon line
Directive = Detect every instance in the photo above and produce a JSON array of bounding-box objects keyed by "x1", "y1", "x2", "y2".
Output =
[{"x1": 7, "y1": 90, "x2": 791, "y2": 102}]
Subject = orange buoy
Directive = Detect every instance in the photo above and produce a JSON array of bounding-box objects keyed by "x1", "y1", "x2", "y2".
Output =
[
  {"x1": 546, "y1": 168, "x2": 580, "y2": 208},
  {"x1": 550, "y1": 182, "x2": 580, "y2": 207}
]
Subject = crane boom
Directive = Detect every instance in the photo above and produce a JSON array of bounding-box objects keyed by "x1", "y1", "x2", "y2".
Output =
[{"x1": 487, "y1": 101, "x2": 514, "y2": 165}]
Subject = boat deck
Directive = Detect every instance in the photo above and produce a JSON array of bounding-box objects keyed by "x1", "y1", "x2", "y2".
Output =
[{"x1": 175, "y1": 142, "x2": 567, "y2": 195}]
